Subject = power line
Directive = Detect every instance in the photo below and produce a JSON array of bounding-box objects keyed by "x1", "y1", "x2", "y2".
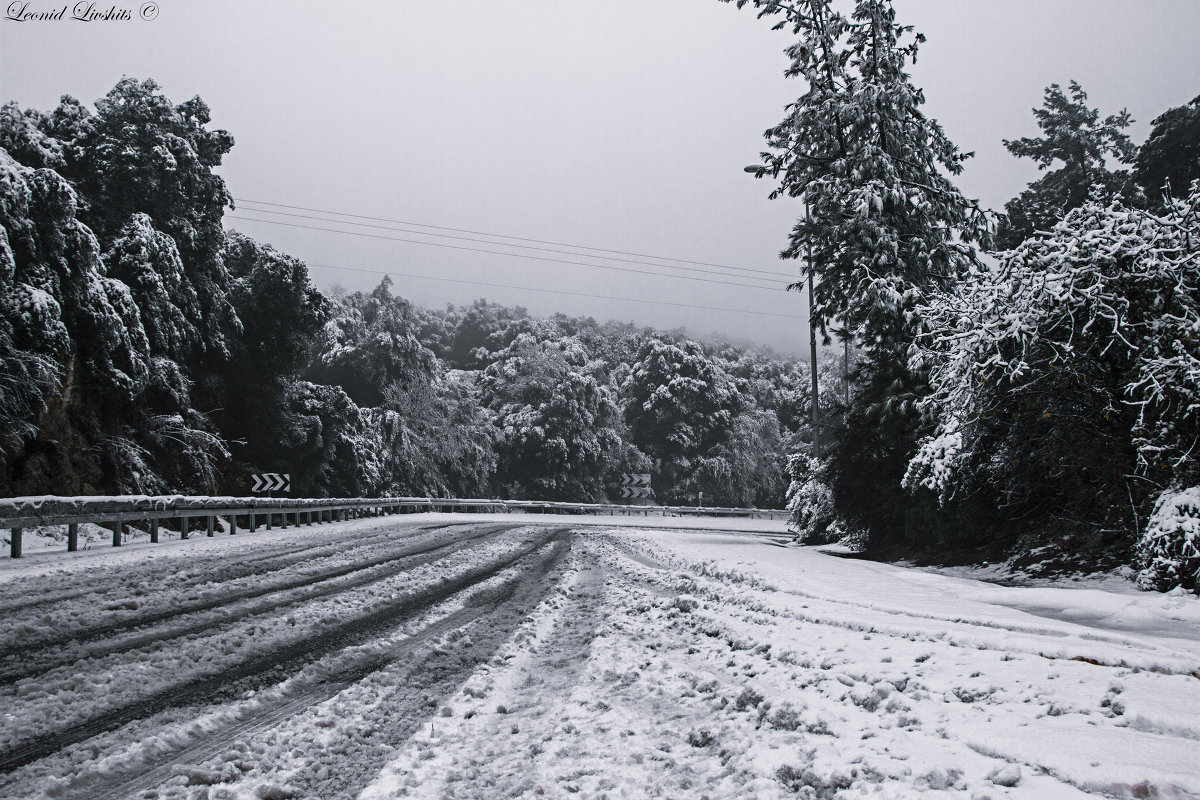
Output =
[
  {"x1": 305, "y1": 261, "x2": 805, "y2": 320},
  {"x1": 232, "y1": 197, "x2": 795, "y2": 279},
  {"x1": 226, "y1": 214, "x2": 788, "y2": 293},
  {"x1": 231, "y1": 204, "x2": 785, "y2": 285}
]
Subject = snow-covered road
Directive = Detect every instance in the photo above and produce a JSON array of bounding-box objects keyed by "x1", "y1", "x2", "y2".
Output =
[{"x1": 1, "y1": 514, "x2": 1197, "y2": 799}]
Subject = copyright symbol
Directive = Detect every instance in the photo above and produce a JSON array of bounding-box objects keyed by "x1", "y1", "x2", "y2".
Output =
[{"x1": 139, "y1": 2, "x2": 158, "y2": 20}]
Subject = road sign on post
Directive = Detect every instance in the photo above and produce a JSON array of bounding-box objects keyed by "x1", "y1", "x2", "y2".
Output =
[{"x1": 251, "y1": 473, "x2": 291, "y2": 493}]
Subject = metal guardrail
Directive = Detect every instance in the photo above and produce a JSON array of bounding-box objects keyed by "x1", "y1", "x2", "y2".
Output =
[{"x1": 0, "y1": 495, "x2": 789, "y2": 558}]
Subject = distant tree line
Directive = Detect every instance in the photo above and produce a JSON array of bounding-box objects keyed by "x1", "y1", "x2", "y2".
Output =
[
  {"x1": 728, "y1": 0, "x2": 1200, "y2": 592},
  {"x1": 0, "y1": 78, "x2": 817, "y2": 508}
]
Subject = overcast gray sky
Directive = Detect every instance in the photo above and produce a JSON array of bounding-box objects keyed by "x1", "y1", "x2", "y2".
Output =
[{"x1": 3, "y1": 0, "x2": 1199, "y2": 354}]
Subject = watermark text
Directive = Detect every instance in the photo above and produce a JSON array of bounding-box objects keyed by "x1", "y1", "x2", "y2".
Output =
[{"x1": 4, "y1": 2, "x2": 159, "y2": 21}]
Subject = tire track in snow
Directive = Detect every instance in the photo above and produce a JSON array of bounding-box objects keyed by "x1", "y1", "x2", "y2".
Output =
[
  {"x1": 0, "y1": 518, "x2": 451, "y2": 622},
  {"x1": 0, "y1": 519, "x2": 442, "y2": 616},
  {"x1": 0, "y1": 528, "x2": 567, "y2": 776},
  {"x1": 67, "y1": 531, "x2": 577, "y2": 800},
  {"x1": 384, "y1": 550, "x2": 611, "y2": 800},
  {"x1": 0, "y1": 523, "x2": 517, "y2": 685},
  {"x1": 0, "y1": 523, "x2": 517, "y2": 663}
]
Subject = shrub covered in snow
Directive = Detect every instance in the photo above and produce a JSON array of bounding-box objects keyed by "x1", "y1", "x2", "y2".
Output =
[
  {"x1": 786, "y1": 454, "x2": 842, "y2": 544},
  {"x1": 1136, "y1": 487, "x2": 1200, "y2": 594},
  {"x1": 908, "y1": 184, "x2": 1200, "y2": 555}
]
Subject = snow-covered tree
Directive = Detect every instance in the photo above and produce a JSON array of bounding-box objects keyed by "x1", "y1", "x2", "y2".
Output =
[
  {"x1": 0, "y1": 147, "x2": 161, "y2": 492},
  {"x1": 623, "y1": 338, "x2": 744, "y2": 502},
  {"x1": 1135, "y1": 94, "x2": 1200, "y2": 210},
  {"x1": 785, "y1": 454, "x2": 842, "y2": 543},
  {"x1": 693, "y1": 406, "x2": 786, "y2": 508},
  {"x1": 731, "y1": 0, "x2": 989, "y2": 347},
  {"x1": 481, "y1": 333, "x2": 622, "y2": 500},
  {"x1": 996, "y1": 81, "x2": 1138, "y2": 250},
  {"x1": 0, "y1": 80, "x2": 244, "y2": 495},
  {"x1": 0, "y1": 241, "x2": 63, "y2": 456},
  {"x1": 729, "y1": 0, "x2": 989, "y2": 551},
  {"x1": 301, "y1": 279, "x2": 496, "y2": 498},
  {"x1": 909, "y1": 185, "x2": 1200, "y2": 561},
  {"x1": 51, "y1": 79, "x2": 239, "y2": 362},
  {"x1": 211, "y1": 231, "x2": 330, "y2": 490},
  {"x1": 308, "y1": 278, "x2": 438, "y2": 408},
  {"x1": 1136, "y1": 486, "x2": 1200, "y2": 594}
]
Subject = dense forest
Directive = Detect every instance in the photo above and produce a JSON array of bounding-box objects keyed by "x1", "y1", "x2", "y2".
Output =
[
  {"x1": 0, "y1": 79, "x2": 830, "y2": 510},
  {"x1": 3, "y1": 0, "x2": 1200, "y2": 593}
]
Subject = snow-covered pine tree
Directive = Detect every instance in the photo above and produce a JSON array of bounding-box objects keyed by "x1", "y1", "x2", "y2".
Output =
[
  {"x1": 996, "y1": 81, "x2": 1138, "y2": 250},
  {"x1": 728, "y1": 0, "x2": 990, "y2": 550},
  {"x1": 730, "y1": 0, "x2": 989, "y2": 347}
]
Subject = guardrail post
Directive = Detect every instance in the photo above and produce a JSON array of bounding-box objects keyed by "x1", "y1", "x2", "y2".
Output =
[
  {"x1": 180, "y1": 515, "x2": 189, "y2": 540},
  {"x1": 150, "y1": 518, "x2": 159, "y2": 544},
  {"x1": 68, "y1": 523, "x2": 79, "y2": 551},
  {"x1": 111, "y1": 518, "x2": 122, "y2": 547},
  {"x1": 249, "y1": 511, "x2": 256, "y2": 532},
  {"x1": 229, "y1": 514, "x2": 237, "y2": 535},
  {"x1": 10, "y1": 528, "x2": 21, "y2": 558},
  {"x1": 206, "y1": 515, "x2": 214, "y2": 537}
]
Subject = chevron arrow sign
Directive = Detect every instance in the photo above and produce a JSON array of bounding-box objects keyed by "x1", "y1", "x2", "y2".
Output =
[
  {"x1": 251, "y1": 473, "x2": 291, "y2": 493},
  {"x1": 620, "y1": 486, "x2": 653, "y2": 499},
  {"x1": 621, "y1": 473, "x2": 651, "y2": 487}
]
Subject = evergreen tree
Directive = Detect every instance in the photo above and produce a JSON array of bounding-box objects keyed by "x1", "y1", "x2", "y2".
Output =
[
  {"x1": 1135, "y1": 94, "x2": 1200, "y2": 209},
  {"x1": 480, "y1": 333, "x2": 622, "y2": 500},
  {"x1": 729, "y1": 0, "x2": 988, "y2": 548},
  {"x1": 217, "y1": 231, "x2": 330, "y2": 489},
  {"x1": 731, "y1": 0, "x2": 989, "y2": 346},
  {"x1": 995, "y1": 81, "x2": 1137, "y2": 249}
]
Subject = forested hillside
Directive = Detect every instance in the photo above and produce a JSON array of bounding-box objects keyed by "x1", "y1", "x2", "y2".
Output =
[{"x1": 0, "y1": 78, "x2": 819, "y2": 507}]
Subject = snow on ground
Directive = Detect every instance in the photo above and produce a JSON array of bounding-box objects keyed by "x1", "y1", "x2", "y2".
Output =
[
  {"x1": 353, "y1": 531, "x2": 1200, "y2": 800},
  {"x1": 2, "y1": 517, "x2": 1197, "y2": 799}
]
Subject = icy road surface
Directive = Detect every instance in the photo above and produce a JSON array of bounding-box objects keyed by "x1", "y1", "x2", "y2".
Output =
[{"x1": 0, "y1": 514, "x2": 1198, "y2": 799}]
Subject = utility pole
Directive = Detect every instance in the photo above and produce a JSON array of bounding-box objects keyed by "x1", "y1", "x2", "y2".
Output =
[
  {"x1": 745, "y1": 165, "x2": 821, "y2": 458},
  {"x1": 807, "y1": 199, "x2": 820, "y2": 459},
  {"x1": 844, "y1": 336, "x2": 851, "y2": 406}
]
